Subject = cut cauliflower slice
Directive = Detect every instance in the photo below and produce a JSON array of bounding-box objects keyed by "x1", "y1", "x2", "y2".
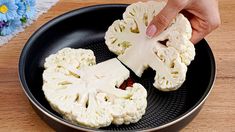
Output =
[
  {"x1": 105, "y1": 1, "x2": 195, "y2": 91},
  {"x1": 42, "y1": 48, "x2": 147, "y2": 128}
]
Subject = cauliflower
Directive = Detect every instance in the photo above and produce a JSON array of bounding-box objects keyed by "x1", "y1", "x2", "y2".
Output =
[
  {"x1": 42, "y1": 48, "x2": 147, "y2": 128},
  {"x1": 105, "y1": 1, "x2": 195, "y2": 91}
]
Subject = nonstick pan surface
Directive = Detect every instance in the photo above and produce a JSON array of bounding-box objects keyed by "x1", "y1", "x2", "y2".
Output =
[{"x1": 19, "y1": 4, "x2": 216, "y2": 132}]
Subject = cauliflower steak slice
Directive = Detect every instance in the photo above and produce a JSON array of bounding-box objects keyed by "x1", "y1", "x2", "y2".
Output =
[
  {"x1": 42, "y1": 48, "x2": 147, "y2": 128},
  {"x1": 105, "y1": 1, "x2": 195, "y2": 91}
]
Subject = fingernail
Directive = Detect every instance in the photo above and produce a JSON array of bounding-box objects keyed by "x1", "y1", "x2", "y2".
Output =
[{"x1": 146, "y1": 24, "x2": 157, "y2": 38}]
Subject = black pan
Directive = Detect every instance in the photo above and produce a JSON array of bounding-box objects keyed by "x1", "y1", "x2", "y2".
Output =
[{"x1": 18, "y1": 4, "x2": 216, "y2": 132}]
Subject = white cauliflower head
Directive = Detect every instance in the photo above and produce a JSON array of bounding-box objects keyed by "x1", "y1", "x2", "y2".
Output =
[
  {"x1": 42, "y1": 48, "x2": 147, "y2": 128},
  {"x1": 105, "y1": 1, "x2": 195, "y2": 91}
]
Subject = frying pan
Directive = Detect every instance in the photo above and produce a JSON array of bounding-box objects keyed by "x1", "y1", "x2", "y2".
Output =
[{"x1": 18, "y1": 4, "x2": 216, "y2": 131}]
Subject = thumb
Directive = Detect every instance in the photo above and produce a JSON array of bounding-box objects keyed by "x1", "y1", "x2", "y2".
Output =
[{"x1": 146, "y1": 2, "x2": 184, "y2": 38}]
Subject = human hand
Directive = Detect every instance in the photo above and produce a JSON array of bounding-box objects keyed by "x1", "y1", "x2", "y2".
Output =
[{"x1": 146, "y1": 0, "x2": 221, "y2": 44}]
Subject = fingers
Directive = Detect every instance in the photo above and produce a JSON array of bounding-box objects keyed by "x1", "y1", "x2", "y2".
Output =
[
  {"x1": 146, "y1": 0, "x2": 221, "y2": 45},
  {"x1": 190, "y1": 30, "x2": 204, "y2": 44},
  {"x1": 187, "y1": 1, "x2": 221, "y2": 44},
  {"x1": 190, "y1": 17, "x2": 220, "y2": 44},
  {"x1": 146, "y1": 0, "x2": 188, "y2": 38},
  {"x1": 187, "y1": 0, "x2": 221, "y2": 44},
  {"x1": 190, "y1": 20, "x2": 220, "y2": 44}
]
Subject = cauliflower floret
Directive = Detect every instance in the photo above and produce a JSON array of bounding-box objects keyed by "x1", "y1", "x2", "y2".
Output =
[
  {"x1": 44, "y1": 48, "x2": 96, "y2": 69},
  {"x1": 42, "y1": 48, "x2": 147, "y2": 128},
  {"x1": 105, "y1": 1, "x2": 195, "y2": 91}
]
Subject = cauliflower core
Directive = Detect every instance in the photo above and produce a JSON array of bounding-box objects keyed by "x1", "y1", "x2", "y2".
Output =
[
  {"x1": 105, "y1": 1, "x2": 195, "y2": 91},
  {"x1": 42, "y1": 48, "x2": 147, "y2": 128}
]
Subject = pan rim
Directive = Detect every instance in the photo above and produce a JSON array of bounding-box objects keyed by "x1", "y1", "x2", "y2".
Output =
[{"x1": 18, "y1": 4, "x2": 216, "y2": 131}]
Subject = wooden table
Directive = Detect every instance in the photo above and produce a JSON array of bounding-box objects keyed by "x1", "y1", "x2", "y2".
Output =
[{"x1": 0, "y1": 0, "x2": 234, "y2": 131}]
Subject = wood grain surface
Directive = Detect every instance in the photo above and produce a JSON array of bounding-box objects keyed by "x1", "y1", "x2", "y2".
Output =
[{"x1": 0, "y1": 0, "x2": 234, "y2": 131}]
